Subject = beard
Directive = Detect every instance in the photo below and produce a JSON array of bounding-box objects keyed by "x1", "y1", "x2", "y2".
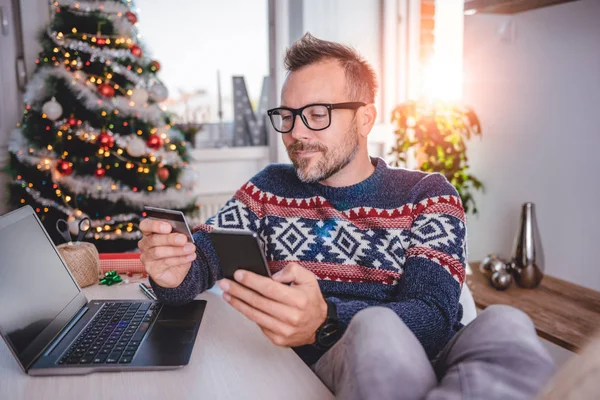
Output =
[{"x1": 287, "y1": 125, "x2": 360, "y2": 183}]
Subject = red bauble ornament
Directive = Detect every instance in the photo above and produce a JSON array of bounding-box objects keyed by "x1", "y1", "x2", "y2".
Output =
[
  {"x1": 98, "y1": 83, "x2": 115, "y2": 98},
  {"x1": 96, "y1": 37, "x2": 106, "y2": 46},
  {"x1": 56, "y1": 159, "x2": 73, "y2": 176},
  {"x1": 157, "y1": 167, "x2": 169, "y2": 182},
  {"x1": 130, "y1": 44, "x2": 143, "y2": 58},
  {"x1": 146, "y1": 134, "x2": 163, "y2": 150},
  {"x1": 97, "y1": 131, "x2": 115, "y2": 149},
  {"x1": 67, "y1": 116, "x2": 78, "y2": 127},
  {"x1": 150, "y1": 60, "x2": 161, "y2": 72},
  {"x1": 95, "y1": 167, "x2": 106, "y2": 178},
  {"x1": 125, "y1": 11, "x2": 137, "y2": 24}
]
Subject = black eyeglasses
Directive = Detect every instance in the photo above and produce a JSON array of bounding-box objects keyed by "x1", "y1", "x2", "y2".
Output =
[{"x1": 267, "y1": 102, "x2": 366, "y2": 133}]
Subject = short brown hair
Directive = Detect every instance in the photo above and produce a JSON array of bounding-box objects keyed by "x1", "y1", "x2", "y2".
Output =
[{"x1": 284, "y1": 33, "x2": 378, "y2": 104}]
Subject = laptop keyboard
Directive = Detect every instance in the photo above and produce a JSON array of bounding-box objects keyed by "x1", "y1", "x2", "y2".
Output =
[{"x1": 58, "y1": 301, "x2": 161, "y2": 365}]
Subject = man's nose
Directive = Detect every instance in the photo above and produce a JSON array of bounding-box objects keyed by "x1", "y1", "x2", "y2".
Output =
[{"x1": 290, "y1": 114, "x2": 311, "y2": 141}]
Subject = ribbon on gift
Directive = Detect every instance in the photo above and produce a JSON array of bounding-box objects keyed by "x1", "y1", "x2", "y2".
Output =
[{"x1": 99, "y1": 270, "x2": 123, "y2": 286}]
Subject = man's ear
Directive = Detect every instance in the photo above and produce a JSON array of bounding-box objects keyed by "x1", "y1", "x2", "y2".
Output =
[{"x1": 358, "y1": 104, "x2": 377, "y2": 138}]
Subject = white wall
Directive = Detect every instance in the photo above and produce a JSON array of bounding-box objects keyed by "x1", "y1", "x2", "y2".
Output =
[
  {"x1": 302, "y1": 0, "x2": 382, "y2": 95},
  {"x1": 19, "y1": 0, "x2": 50, "y2": 76},
  {"x1": 302, "y1": 0, "x2": 391, "y2": 120},
  {"x1": 463, "y1": 0, "x2": 600, "y2": 290},
  {"x1": 0, "y1": 0, "x2": 50, "y2": 215}
]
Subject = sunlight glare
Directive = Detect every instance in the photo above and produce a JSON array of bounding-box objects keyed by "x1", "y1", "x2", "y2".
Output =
[{"x1": 420, "y1": 1, "x2": 464, "y2": 101}]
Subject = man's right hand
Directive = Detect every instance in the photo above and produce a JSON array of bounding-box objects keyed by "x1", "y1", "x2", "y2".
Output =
[{"x1": 138, "y1": 219, "x2": 197, "y2": 288}]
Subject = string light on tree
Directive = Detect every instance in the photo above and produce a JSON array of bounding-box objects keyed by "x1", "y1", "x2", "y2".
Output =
[{"x1": 95, "y1": 163, "x2": 106, "y2": 178}]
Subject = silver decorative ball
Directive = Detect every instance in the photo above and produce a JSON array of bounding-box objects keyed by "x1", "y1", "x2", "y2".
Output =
[
  {"x1": 42, "y1": 97, "x2": 63, "y2": 121},
  {"x1": 479, "y1": 254, "x2": 507, "y2": 279},
  {"x1": 490, "y1": 270, "x2": 513, "y2": 290},
  {"x1": 149, "y1": 82, "x2": 168, "y2": 102},
  {"x1": 126, "y1": 137, "x2": 146, "y2": 157},
  {"x1": 179, "y1": 168, "x2": 198, "y2": 188}
]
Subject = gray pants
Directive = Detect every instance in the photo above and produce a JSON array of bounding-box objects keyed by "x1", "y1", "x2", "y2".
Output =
[{"x1": 312, "y1": 305, "x2": 556, "y2": 400}]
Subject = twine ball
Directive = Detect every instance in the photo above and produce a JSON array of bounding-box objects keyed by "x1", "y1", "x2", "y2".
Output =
[{"x1": 57, "y1": 242, "x2": 100, "y2": 288}]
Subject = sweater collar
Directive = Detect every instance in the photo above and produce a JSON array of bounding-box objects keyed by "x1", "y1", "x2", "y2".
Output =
[{"x1": 309, "y1": 157, "x2": 386, "y2": 202}]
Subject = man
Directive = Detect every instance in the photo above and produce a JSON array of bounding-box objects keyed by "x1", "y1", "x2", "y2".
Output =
[{"x1": 138, "y1": 33, "x2": 554, "y2": 399}]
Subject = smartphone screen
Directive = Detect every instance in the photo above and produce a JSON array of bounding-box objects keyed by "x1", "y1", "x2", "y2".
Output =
[
  {"x1": 209, "y1": 229, "x2": 270, "y2": 279},
  {"x1": 144, "y1": 206, "x2": 194, "y2": 243}
]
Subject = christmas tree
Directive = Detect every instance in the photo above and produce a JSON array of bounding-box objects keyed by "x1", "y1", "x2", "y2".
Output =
[{"x1": 6, "y1": 0, "x2": 199, "y2": 252}]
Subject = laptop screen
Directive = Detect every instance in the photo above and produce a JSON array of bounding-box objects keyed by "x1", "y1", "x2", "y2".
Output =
[{"x1": 0, "y1": 211, "x2": 80, "y2": 359}]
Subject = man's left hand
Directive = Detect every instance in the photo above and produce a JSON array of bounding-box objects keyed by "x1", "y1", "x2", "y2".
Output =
[{"x1": 218, "y1": 263, "x2": 327, "y2": 347}]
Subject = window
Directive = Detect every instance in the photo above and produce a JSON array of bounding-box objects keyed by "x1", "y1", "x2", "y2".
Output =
[
  {"x1": 137, "y1": 0, "x2": 269, "y2": 148},
  {"x1": 420, "y1": 0, "x2": 464, "y2": 101}
]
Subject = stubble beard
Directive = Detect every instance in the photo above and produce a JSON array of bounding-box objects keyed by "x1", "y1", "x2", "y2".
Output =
[{"x1": 288, "y1": 126, "x2": 360, "y2": 184}]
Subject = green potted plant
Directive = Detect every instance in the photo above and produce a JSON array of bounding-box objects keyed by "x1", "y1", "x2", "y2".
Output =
[{"x1": 390, "y1": 100, "x2": 484, "y2": 214}]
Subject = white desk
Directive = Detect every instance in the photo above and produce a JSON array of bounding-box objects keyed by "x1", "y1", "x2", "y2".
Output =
[{"x1": 0, "y1": 283, "x2": 334, "y2": 400}]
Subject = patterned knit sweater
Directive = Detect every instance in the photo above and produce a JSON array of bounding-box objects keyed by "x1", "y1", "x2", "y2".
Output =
[{"x1": 150, "y1": 157, "x2": 467, "y2": 363}]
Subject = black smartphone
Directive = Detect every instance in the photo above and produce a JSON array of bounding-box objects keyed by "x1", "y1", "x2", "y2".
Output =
[
  {"x1": 208, "y1": 229, "x2": 271, "y2": 280},
  {"x1": 143, "y1": 206, "x2": 194, "y2": 243}
]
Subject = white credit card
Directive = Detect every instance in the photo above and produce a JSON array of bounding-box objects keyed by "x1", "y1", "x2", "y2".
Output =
[{"x1": 143, "y1": 206, "x2": 194, "y2": 243}]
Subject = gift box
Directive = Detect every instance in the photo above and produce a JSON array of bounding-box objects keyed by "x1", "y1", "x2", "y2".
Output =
[{"x1": 99, "y1": 253, "x2": 145, "y2": 274}]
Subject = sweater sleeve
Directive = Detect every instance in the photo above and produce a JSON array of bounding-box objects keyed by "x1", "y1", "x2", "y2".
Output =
[
  {"x1": 327, "y1": 173, "x2": 467, "y2": 359},
  {"x1": 150, "y1": 182, "x2": 263, "y2": 305}
]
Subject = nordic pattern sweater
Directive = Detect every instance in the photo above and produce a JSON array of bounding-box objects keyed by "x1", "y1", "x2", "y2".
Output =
[{"x1": 150, "y1": 157, "x2": 467, "y2": 363}]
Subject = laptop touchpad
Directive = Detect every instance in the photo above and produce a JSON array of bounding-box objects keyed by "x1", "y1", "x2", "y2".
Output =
[
  {"x1": 150, "y1": 320, "x2": 197, "y2": 344},
  {"x1": 157, "y1": 301, "x2": 206, "y2": 322}
]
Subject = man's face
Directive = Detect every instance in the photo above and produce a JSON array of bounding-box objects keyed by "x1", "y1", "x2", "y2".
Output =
[{"x1": 280, "y1": 60, "x2": 361, "y2": 183}]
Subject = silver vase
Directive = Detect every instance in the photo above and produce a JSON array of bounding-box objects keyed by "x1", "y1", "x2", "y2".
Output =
[{"x1": 511, "y1": 202, "x2": 544, "y2": 288}]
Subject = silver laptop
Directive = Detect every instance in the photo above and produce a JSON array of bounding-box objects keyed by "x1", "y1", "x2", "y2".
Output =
[{"x1": 0, "y1": 205, "x2": 206, "y2": 376}]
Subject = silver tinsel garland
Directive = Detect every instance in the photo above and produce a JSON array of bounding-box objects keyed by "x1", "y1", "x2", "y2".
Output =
[
  {"x1": 49, "y1": 29, "x2": 143, "y2": 64},
  {"x1": 25, "y1": 66, "x2": 164, "y2": 125},
  {"x1": 70, "y1": 122, "x2": 184, "y2": 165},
  {"x1": 10, "y1": 147, "x2": 198, "y2": 209},
  {"x1": 106, "y1": 61, "x2": 146, "y2": 86},
  {"x1": 17, "y1": 179, "x2": 144, "y2": 241},
  {"x1": 10, "y1": 122, "x2": 185, "y2": 169},
  {"x1": 9, "y1": 130, "x2": 198, "y2": 209},
  {"x1": 57, "y1": 173, "x2": 198, "y2": 209}
]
